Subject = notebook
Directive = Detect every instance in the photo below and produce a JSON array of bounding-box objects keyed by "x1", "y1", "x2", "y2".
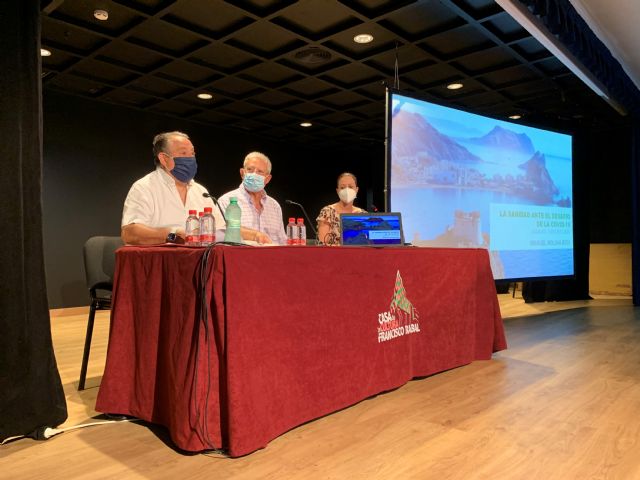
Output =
[{"x1": 339, "y1": 212, "x2": 405, "y2": 246}]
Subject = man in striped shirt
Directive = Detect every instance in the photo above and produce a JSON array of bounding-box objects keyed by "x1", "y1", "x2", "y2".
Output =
[{"x1": 218, "y1": 151, "x2": 287, "y2": 245}]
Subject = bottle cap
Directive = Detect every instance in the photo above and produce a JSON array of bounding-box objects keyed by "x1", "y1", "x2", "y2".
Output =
[
  {"x1": 189, "y1": 209, "x2": 197, "y2": 215},
  {"x1": 230, "y1": 197, "x2": 238, "y2": 203},
  {"x1": 297, "y1": 218, "x2": 304, "y2": 223},
  {"x1": 199, "y1": 211, "x2": 204, "y2": 216},
  {"x1": 288, "y1": 217, "x2": 295, "y2": 223},
  {"x1": 204, "y1": 207, "x2": 213, "y2": 213}
]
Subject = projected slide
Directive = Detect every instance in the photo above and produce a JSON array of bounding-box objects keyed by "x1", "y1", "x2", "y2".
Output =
[{"x1": 389, "y1": 92, "x2": 573, "y2": 280}]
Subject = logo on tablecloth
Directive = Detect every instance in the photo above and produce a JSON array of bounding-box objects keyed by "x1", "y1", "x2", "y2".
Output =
[{"x1": 377, "y1": 270, "x2": 420, "y2": 343}]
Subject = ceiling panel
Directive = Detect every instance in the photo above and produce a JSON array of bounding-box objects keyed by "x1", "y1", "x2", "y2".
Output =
[
  {"x1": 41, "y1": 16, "x2": 109, "y2": 54},
  {"x1": 161, "y1": 0, "x2": 254, "y2": 38},
  {"x1": 48, "y1": 0, "x2": 144, "y2": 36},
  {"x1": 271, "y1": 0, "x2": 362, "y2": 40},
  {"x1": 41, "y1": 0, "x2": 630, "y2": 146},
  {"x1": 128, "y1": 75, "x2": 189, "y2": 97},
  {"x1": 188, "y1": 43, "x2": 260, "y2": 73},
  {"x1": 97, "y1": 40, "x2": 170, "y2": 71}
]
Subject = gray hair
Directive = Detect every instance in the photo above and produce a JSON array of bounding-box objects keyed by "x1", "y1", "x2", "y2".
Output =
[
  {"x1": 152, "y1": 131, "x2": 190, "y2": 165},
  {"x1": 243, "y1": 151, "x2": 272, "y2": 174}
]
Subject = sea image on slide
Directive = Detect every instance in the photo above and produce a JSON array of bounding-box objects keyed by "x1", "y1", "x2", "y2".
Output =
[{"x1": 390, "y1": 97, "x2": 573, "y2": 278}]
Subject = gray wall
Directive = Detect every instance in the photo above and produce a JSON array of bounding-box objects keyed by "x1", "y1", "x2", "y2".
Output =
[{"x1": 43, "y1": 91, "x2": 382, "y2": 307}]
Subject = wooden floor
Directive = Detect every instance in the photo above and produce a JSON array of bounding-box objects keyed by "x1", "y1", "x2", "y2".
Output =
[{"x1": 2, "y1": 294, "x2": 639, "y2": 479}]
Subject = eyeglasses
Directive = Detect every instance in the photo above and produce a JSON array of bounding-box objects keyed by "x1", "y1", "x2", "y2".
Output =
[{"x1": 244, "y1": 166, "x2": 268, "y2": 176}]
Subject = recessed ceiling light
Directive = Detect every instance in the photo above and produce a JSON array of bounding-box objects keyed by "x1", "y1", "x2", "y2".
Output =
[
  {"x1": 197, "y1": 93, "x2": 213, "y2": 100},
  {"x1": 353, "y1": 34, "x2": 374, "y2": 44},
  {"x1": 40, "y1": 48, "x2": 52, "y2": 57},
  {"x1": 94, "y1": 9, "x2": 109, "y2": 21},
  {"x1": 300, "y1": 122, "x2": 312, "y2": 128},
  {"x1": 446, "y1": 83, "x2": 464, "y2": 90},
  {"x1": 509, "y1": 114, "x2": 522, "y2": 120}
]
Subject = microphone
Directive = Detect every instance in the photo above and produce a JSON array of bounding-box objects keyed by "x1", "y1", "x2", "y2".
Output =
[
  {"x1": 285, "y1": 199, "x2": 317, "y2": 237},
  {"x1": 203, "y1": 192, "x2": 226, "y2": 221}
]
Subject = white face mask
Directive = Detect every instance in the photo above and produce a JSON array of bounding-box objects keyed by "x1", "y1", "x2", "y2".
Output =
[{"x1": 338, "y1": 187, "x2": 357, "y2": 204}]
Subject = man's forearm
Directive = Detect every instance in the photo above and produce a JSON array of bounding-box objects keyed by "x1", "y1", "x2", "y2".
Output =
[
  {"x1": 240, "y1": 227, "x2": 272, "y2": 243},
  {"x1": 121, "y1": 224, "x2": 171, "y2": 245}
]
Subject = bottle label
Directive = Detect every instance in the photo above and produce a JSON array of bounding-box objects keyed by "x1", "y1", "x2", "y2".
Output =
[{"x1": 200, "y1": 234, "x2": 215, "y2": 245}]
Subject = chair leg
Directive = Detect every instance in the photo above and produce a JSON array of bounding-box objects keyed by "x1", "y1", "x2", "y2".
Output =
[{"x1": 78, "y1": 299, "x2": 98, "y2": 391}]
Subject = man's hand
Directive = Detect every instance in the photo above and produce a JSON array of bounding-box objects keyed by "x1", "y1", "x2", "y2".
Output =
[{"x1": 255, "y1": 232, "x2": 272, "y2": 244}]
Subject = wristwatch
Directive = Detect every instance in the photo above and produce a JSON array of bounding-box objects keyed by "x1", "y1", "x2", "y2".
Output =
[{"x1": 166, "y1": 227, "x2": 178, "y2": 243}]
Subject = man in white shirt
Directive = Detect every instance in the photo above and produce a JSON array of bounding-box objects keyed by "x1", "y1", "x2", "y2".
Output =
[
  {"x1": 121, "y1": 131, "x2": 271, "y2": 245},
  {"x1": 218, "y1": 151, "x2": 287, "y2": 245}
]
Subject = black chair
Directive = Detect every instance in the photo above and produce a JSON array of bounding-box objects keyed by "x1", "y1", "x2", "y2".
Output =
[{"x1": 78, "y1": 236, "x2": 123, "y2": 390}]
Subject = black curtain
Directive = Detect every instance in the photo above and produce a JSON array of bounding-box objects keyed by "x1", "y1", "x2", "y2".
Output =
[
  {"x1": 0, "y1": 1, "x2": 67, "y2": 440},
  {"x1": 517, "y1": 0, "x2": 640, "y2": 303},
  {"x1": 519, "y1": 0, "x2": 640, "y2": 117},
  {"x1": 522, "y1": 128, "x2": 591, "y2": 302},
  {"x1": 633, "y1": 121, "x2": 640, "y2": 306}
]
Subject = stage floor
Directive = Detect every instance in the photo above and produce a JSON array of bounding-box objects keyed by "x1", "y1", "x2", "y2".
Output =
[{"x1": 2, "y1": 294, "x2": 637, "y2": 479}]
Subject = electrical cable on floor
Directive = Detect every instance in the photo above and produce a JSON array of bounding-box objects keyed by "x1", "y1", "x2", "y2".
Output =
[
  {"x1": 202, "y1": 448, "x2": 228, "y2": 458},
  {"x1": 1, "y1": 418, "x2": 140, "y2": 445},
  {"x1": 1, "y1": 435, "x2": 25, "y2": 445}
]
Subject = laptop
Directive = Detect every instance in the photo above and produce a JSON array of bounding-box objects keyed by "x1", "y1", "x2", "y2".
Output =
[{"x1": 340, "y1": 212, "x2": 405, "y2": 246}]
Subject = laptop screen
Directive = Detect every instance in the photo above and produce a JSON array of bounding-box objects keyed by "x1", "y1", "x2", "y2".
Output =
[{"x1": 340, "y1": 212, "x2": 405, "y2": 246}]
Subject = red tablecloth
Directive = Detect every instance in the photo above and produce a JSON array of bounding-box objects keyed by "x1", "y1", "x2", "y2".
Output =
[{"x1": 95, "y1": 245, "x2": 506, "y2": 456}]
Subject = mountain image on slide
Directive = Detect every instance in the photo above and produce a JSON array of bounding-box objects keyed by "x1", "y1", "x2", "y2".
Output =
[
  {"x1": 391, "y1": 108, "x2": 563, "y2": 205},
  {"x1": 392, "y1": 110, "x2": 481, "y2": 164},
  {"x1": 517, "y1": 151, "x2": 559, "y2": 204},
  {"x1": 467, "y1": 125, "x2": 535, "y2": 154}
]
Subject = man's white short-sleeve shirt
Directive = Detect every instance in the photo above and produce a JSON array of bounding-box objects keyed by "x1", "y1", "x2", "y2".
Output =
[{"x1": 122, "y1": 167, "x2": 226, "y2": 231}]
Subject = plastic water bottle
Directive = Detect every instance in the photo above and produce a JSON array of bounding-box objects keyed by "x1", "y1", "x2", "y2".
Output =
[
  {"x1": 200, "y1": 207, "x2": 216, "y2": 245},
  {"x1": 224, "y1": 197, "x2": 242, "y2": 243},
  {"x1": 198, "y1": 211, "x2": 205, "y2": 244},
  {"x1": 185, "y1": 209, "x2": 199, "y2": 246},
  {"x1": 296, "y1": 218, "x2": 306, "y2": 246},
  {"x1": 286, "y1": 217, "x2": 298, "y2": 245}
]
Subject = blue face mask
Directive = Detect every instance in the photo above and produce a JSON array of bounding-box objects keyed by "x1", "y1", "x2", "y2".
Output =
[
  {"x1": 170, "y1": 156, "x2": 197, "y2": 183},
  {"x1": 243, "y1": 172, "x2": 265, "y2": 193}
]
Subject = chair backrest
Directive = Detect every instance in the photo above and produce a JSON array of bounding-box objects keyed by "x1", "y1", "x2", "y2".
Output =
[{"x1": 83, "y1": 236, "x2": 124, "y2": 291}]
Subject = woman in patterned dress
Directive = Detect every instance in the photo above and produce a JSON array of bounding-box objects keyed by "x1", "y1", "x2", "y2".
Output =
[{"x1": 316, "y1": 172, "x2": 366, "y2": 245}]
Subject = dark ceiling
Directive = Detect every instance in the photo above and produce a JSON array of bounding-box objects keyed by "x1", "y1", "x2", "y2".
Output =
[{"x1": 40, "y1": 0, "x2": 628, "y2": 147}]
